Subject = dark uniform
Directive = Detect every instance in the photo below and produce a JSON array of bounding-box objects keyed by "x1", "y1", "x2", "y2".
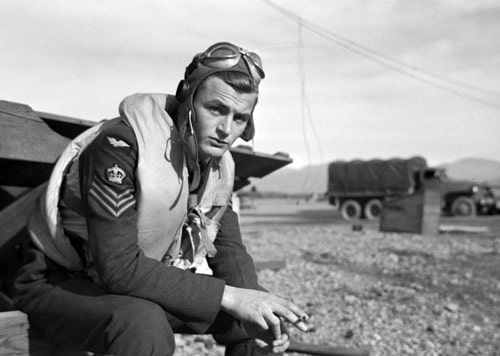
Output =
[{"x1": 13, "y1": 117, "x2": 264, "y2": 355}]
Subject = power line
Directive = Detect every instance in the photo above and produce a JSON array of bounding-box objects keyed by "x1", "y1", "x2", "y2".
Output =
[
  {"x1": 298, "y1": 21, "x2": 313, "y2": 192},
  {"x1": 298, "y1": 21, "x2": 325, "y2": 192},
  {"x1": 259, "y1": 0, "x2": 500, "y2": 111}
]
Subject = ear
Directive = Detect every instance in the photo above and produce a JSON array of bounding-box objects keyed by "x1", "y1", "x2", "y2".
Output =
[{"x1": 240, "y1": 120, "x2": 254, "y2": 141}]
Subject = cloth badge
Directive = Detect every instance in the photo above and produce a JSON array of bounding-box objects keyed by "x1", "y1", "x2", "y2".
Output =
[
  {"x1": 89, "y1": 179, "x2": 135, "y2": 217},
  {"x1": 105, "y1": 164, "x2": 126, "y2": 185},
  {"x1": 107, "y1": 136, "x2": 130, "y2": 148}
]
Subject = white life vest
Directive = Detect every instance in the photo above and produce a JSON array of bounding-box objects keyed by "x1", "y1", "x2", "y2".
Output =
[{"x1": 28, "y1": 93, "x2": 234, "y2": 276}]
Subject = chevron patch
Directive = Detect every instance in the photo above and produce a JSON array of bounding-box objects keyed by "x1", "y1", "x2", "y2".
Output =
[{"x1": 89, "y1": 179, "x2": 135, "y2": 217}]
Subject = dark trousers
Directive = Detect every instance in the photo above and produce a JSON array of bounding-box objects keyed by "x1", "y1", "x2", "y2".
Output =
[{"x1": 13, "y1": 248, "x2": 255, "y2": 356}]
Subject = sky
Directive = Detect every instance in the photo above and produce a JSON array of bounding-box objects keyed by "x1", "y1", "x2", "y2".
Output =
[{"x1": 1, "y1": 0, "x2": 500, "y2": 168}]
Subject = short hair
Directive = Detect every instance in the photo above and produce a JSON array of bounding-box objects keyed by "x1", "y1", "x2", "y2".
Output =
[{"x1": 204, "y1": 71, "x2": 259, "y2": 94}]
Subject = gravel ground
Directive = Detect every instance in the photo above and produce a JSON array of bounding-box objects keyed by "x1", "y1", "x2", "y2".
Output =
[{"x1": 174, "y1": 198, "x2": 500, "y2": 356}]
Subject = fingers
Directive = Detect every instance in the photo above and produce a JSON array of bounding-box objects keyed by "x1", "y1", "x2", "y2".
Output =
[
  {"x1": 262, "y1": 311, "x2": 281, "y2": 339},
  {"x1": 267, "y1": 299, "x2": 308, "y2": 327},
  {"x1": 280, "y1": 298, "x2": 309, "y2": 322},
  {"x1": 254, "y1": 314, "x2": 270, "y2": 331},
  {"x1": 255, "y1": 333, "x2": 290, "y2": 354},
  {"x1": 254, "y1": 338, "x2": 269, "y2": 349},
  {"x1": 272, "y1": 332, "x2": 289, "y2": 347},
  {"x1": 222, "y1": 286, "x2": 310, "y2": 338},
  {"x1": 271, "y1": 333, "x2": 290, "y2": 354}
]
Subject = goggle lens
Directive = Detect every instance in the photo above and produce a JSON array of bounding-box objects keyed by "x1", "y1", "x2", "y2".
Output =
[{"x1": 198, "y1": 43, "x2": 265, "y2": 79}]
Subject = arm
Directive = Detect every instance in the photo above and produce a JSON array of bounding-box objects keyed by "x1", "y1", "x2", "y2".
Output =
[
  {"x1": 78, "y1": 121, "x2": 225, "y2": 332},
  {"x1": 208, "y1": 206, "x2": 263, "y2": 290},
  {"x1": 209, "y1": 205, "x2": 308, "y2": 351}
]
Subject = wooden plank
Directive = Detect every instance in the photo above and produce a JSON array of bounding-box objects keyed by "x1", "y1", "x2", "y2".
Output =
[
  {"x1": 0, "y1": 101, "x2": 39, "y2": 122},
  {"x1": 0, "y1": 310, "x2": 30, "y2": 355},
  {"x1": 0, "y1": 184, "x2": 46, "y2": 250},
  {"x1": 231, "y1": 145, "x2": 292, "y2": 179},
  {"x1": 36, "y1": 110, "x2": 96, "y2": 129},
  {"x1": 0, "y1": 110, "x2": 70, "y2": 164},
  {"x1": 0, "y1": 160, "x2": 54, "y2": 187},
  {"x1": 0, "y1": 186, "x2": 29, "y2": 211},
  {"x1": 36, "y1": 111, "x2": 95, "y2": 140},
  {"x1": 380, "y1": 193, "x2": 424, "y2": 234},
  {"x1": 0, "y1": 186, "x2": 29, "y2": 199},
  {"x1": 439, "y1": 225, "x2": 490, "y2": 234},
  {"x1": 289, "y1": 341, "x2": 370, "y2": 356},
  {"x1": 421, "y1": 189, "x2": 441, "y2": 235},
  {"x1": 0, "y1": 311, "x2": 85, "y2": 355}
]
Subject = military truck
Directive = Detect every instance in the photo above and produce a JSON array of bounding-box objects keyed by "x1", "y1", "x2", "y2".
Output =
[{"x1": 327, "y1": 157, "x2": 496, "y2": 220}]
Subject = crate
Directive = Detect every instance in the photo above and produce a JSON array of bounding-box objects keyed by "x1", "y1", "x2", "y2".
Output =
[{"x1": 380, "y1": 189, "x2": 441, "y2": 234}]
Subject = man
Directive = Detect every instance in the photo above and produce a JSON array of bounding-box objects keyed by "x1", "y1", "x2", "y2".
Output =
[{"x1": 13, "y1": 42, "x2": 309, "y2": 355}]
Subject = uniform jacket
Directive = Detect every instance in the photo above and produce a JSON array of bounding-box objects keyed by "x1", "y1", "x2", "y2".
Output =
[{"x1": 27, "y1": 93, "x2": 261, "y2": 333}]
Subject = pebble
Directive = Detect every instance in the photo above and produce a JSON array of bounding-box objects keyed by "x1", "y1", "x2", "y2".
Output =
[
  {"x1": 171, "y1": 211, "x2": 500, "y2": 356},
  {"x1": 445, "y1": 302, "x2": 459, "y2": 312},
  {"x1": 344, "y1": 294, "x2": 357, "y2": 304}
]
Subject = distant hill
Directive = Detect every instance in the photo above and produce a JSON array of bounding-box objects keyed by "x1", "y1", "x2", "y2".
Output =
[
  {"x1": 248, "y1": 164, "x2": 328, "y2": 195},
  {"x1": 439, "y1": 158, "x2": 500, "y2": 184},
  {"x1": 247, "y1": 157, "x2": 500, "y2": 194}
]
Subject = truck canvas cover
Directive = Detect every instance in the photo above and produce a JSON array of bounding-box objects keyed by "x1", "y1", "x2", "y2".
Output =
[{"x1": 328, "y1": 157, "x2": 427, "y2": 197}]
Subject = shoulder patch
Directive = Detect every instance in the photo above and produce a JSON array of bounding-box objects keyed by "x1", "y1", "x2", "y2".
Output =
[
  {"x1": 105, "y1": 164, "x2": 126, "y2": 185},
  {"x1": 107, "y1": 136, "x2": 131, "y2": 148},
  {"x1": 89, "y1": 179, "x2": 135, "y2": 217}
]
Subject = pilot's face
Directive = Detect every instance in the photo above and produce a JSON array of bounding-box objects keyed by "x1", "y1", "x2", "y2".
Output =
[{"x1": 192, "y1": 76, "x2": 257, "y2": 162}]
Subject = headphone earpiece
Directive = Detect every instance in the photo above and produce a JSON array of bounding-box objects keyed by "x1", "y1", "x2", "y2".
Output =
[{"x1": 175, "y1": 79, "x2": 190, "y2": 102}]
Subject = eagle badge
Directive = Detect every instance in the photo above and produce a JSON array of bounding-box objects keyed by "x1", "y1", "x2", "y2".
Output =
[{"x1": 107, "y1": 136, "x2": 130, "y2": 148}]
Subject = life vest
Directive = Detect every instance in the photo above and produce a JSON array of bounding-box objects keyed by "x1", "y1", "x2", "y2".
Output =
[{"x1": 28, "y1": 93, "x2": 234, "y2": 276}]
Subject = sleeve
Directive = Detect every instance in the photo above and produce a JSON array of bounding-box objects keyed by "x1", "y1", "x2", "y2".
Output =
[
  {"x1": 78, "y1": 121, "x2": 225, "y2": 333},
  {"x1": 208, "y1": 206, "x2": 265, "y2": 292}
]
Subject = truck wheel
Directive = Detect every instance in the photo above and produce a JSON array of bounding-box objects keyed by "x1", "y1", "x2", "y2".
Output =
[
  {"x1": 340, "y1": 200, "x2": 362, "y2": 220},
  {"x1": 451, "y1": 197, "x2": 477, "y2": 216},
  {"x1": 364, "y1": 199, "x2": 383, "y2": 220}
]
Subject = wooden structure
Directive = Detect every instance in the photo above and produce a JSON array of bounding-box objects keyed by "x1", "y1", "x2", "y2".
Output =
[{"x1": 379, "y1": 188, "x2": 441, "y2": 234}]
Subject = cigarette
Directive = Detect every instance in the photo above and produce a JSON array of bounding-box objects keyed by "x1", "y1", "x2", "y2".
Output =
[{"x1": 292, "y1": 319, "x2": 315, "y2": 333}]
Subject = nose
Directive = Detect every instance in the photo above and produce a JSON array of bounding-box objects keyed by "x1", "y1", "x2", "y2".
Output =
[{"x1": 217, "y1": 115, "x2": 232, "y2": 137}]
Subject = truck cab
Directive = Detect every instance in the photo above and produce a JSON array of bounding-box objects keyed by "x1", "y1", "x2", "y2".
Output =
[{"x1": 423, "y1": 168, "x2": 496, "y2": 216}]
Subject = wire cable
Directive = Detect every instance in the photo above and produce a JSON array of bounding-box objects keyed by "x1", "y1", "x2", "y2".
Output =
[
  {"x1": 298, "y1": 21, "x2": 326, "y2": 192},
  {"x1": 259, "y1": 0, "x2": 500, "y2": 110},
  {"x1": 297, "y1": 21, "x2": 314, "y2": 192}
]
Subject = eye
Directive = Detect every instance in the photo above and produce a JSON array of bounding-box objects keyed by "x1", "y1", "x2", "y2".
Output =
[
  {"x1": 234, "y1": 115, "x2": 250, "y2": 124},
  {"x1": 209, "y1": 105, "x2": 223, "y2": 115}
]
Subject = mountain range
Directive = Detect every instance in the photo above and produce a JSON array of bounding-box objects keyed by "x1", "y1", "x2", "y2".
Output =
[{"x1": 247, "y1": 157, "x2": 500, "y2": 194}]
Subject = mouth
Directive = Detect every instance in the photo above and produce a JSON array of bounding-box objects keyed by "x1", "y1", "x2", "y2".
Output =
[{"x1": 209, "y1": 137, "x2": 229, "y2": 147}]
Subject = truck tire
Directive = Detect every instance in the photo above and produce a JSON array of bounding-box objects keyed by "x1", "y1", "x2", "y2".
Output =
[
  {"x1": 450, "y1": 197, "x2": 477, "y2": 216},
  {"x1": 364, "y1": 199, "x2": 383, "y2": 220},
  {"x1": 340, "y1": 200, "x2": 362, "y2": 220}
]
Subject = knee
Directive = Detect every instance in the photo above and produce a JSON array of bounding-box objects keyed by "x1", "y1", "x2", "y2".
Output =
[{"x1": 107, "y1": 300, "x2": 175, "y2": 355}]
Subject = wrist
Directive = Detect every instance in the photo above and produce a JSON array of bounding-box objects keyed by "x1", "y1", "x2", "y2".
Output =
[{"x1": 221, "y1": 285, "x2": 236, "y2": 312}]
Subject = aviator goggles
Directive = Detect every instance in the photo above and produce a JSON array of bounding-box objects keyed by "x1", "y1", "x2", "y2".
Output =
[{"x1": 185, "y1": 42, "x2": 265, "y2": 82}]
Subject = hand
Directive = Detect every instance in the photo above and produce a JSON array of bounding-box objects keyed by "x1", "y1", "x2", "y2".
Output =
[
  {"x1": 221, "y1": 286, "x2": 308, "y2": 341},
  {"x1": 254, "y1": 332, "x2": 290, "y2": 354}
]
